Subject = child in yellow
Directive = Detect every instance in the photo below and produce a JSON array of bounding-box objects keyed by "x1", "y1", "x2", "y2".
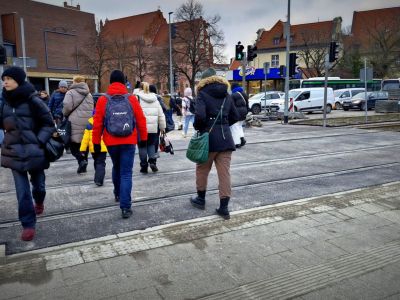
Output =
[{"x1": 80, "y1": 115, "x2": 107, "y2": 186}]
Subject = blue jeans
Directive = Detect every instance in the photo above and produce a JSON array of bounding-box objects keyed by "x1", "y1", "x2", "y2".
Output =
[
  {"x1": 184, "y1": 114, "x2": 195, "y2": 135},
  {"x1": 0, "y1": 129, "x2": 4, "y2": 145},
  {"x1": 107, "y1": 145, "x2": 135, "y2": 209},
  {"x1": 12, "y1": 169, "x2": 46, "y2": 229},
  {"x1": 139, "y1": 133, "x2": 157, "y2": 166}
]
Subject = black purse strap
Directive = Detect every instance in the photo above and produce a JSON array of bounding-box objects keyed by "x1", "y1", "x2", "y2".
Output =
[{"x1": 209, "y1": 97, "x2": 227, "y2": 133}]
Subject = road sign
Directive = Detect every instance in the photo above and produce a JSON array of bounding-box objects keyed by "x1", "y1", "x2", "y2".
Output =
[
  {"x1": 263, "y1": 62, "x2": 270, "y2": 75},
  {"x1": 360, "y1": 67, "x2": 373, "y2": 82},
  {"x1": 12, "y1": 57, "x2": 37, "y2": 68}
]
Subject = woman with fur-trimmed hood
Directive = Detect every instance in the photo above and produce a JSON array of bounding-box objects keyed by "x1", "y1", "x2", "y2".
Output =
[{"x1": 190, "y1": 68, "x2": 240, "y2": 219}]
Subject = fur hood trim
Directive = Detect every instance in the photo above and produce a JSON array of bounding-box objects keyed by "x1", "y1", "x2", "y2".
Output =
[{"x1": 196, "y1": 75, "x2": 230, "y2": 93}]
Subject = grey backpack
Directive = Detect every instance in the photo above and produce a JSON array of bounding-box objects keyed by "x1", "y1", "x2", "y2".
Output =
[{"x1": 104, "y1": 94, "x2": 135, "y2": 137}]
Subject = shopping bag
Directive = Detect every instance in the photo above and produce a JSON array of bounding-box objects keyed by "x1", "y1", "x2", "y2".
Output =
[
  {"x1": 186, "y1": 131, "x2": 209, "y2": 164},
  {"x1": 57, "y1": 118, "x2": 71, "y2": 145}
]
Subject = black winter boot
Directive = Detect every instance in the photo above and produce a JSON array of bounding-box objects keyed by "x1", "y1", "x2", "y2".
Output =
[
  {"x1": 148, "y1": 158, "x2": 158, "y2": 172},
  {"x1": 216, "y1": 197, "x2": 230, "y2": 220},
  {"x1": 140, "y1": 162, "x2": 148, "y2": 174},
  {"x1": 190, "y1": 190, "x2": 206, "y2": 209},
  {"x1": 240, "y1": 137, "x2": 247, "y2": 147}
]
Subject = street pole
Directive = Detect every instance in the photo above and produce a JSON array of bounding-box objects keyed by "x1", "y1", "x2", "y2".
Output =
[
  {"x1": 323, "y1": 53, "x2": 329, "y2": 128},
  {"x1": 168, "y1": 12, "x2": 174, "y2": 96},
  {"x1": 20, "y1": 17, "x2": 27, "y2": 73},
  {"x1": 241, "y1": 56, "x2": 247, "y2": 95},
  {"x1": 364, "y1": 58, "x2": 368, "y2": 124},
  {"x1": 283, "y1": 0, "x2": 291, "y2": 124},
  {"x1": 264, "y1": 71, "x2": 267, "y2": 116}
]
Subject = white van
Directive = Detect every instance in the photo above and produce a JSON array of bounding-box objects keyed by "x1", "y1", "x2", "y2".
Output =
[
  {"x1": 333, "y1": 88, "x2": 365, "y2": 110},
  {"x1": 270, "y1": 88, "x2": 335, "y2": 113}
]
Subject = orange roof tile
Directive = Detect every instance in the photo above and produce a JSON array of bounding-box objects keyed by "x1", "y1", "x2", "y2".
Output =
[
  {"x1": 256, "y1": 19, "x2": 333, "y2": 49},
  {"x1": 102, "y1": 10, "x2": 166, "y2": 46},
  {"x1": 351, "y1": 6, "x2": 400, "y2": 49}
]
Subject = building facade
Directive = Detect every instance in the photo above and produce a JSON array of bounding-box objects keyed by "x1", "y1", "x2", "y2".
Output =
[{"x1": 0, "y1": 0, "x2": 97, "y2": 93}]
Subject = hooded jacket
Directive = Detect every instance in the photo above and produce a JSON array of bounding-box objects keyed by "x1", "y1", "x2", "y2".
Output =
[
  {"x1": 92, "y1": 82, "x2": 147, "y2": 146},
  {"x1": 48, "y1": 90, "x2": 66, "y2": 119},
  {"x1": 231, "y1": 86, "x2": 249, "y2": 120},
  {"x1": 0, "y1": 82, "x2": 55, "y2": 171},
  {"x1": 80, "y1": 117, "x2": 107, "y2": 153},
  {"x1": 137, "y1": 91, "x2": 166, "y2": 134},
  {"x1": 63, "y1": 82, "x2": 94, "y2": 143},
  {"x1": 194, "y1": 76, "x2": 240, "y2": 152}
]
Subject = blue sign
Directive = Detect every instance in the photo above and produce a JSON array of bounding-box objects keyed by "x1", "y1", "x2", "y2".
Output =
[{"x1": 232, "y1": 67, "x2": 301, "y2": 80}]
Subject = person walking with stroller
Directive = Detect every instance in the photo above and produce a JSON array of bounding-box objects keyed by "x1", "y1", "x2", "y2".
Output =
[
  {"x1": 189, "y1": 68, "x2": 239, "y2": 219},
  {"x1": 0, "y1": 67, "x2": 55, "y2": 241}
]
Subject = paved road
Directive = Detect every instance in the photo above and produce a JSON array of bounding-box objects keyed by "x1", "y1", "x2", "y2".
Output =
[{"x1": 1, "y1": 123, "x2": 400, "y2": 254}]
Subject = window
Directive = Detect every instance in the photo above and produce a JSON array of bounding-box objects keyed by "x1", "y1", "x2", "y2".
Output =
[
  {"x1": 271, "y1": 93, "x2": 280, "y2": 99},
  {"x1": 341, "y1": 91, "x2": 350, "y2": 98},
  {"x1": 297, "y1": 92, "x2": 310, "y2": 101},
  {"x1": 271, "y1": 55, "x2": 279, "y2": 67},
  {"x1": 273, "y1": 38, "x2": 280, "y2": 45}
]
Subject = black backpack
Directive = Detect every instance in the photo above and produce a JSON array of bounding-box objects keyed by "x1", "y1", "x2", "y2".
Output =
[
  {"x1": 186, "y1": 96, "x2": 196, "y2": 114},
  {"x1": 104, "y1": 94, "x2": 135, "y2": 137}
]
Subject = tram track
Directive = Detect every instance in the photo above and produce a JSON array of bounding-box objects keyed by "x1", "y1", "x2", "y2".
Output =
[{"x1": 1, "y1": 160, "x2": 399, "y2": 228}]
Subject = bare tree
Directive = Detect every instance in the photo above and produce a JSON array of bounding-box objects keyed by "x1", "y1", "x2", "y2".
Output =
[
  {"x1": 363, "y1": 17, "x2": 400, "y2": 78},
  {"x1": 77, "y1": 22, "x2": 109, "y2": 91},
  {"x1": 173, "y1": 0, "x2": 225, "y2": 92},
  {"x1": 106, "y1": 32, "x2": 134, "y2": 75},
  {"x1": 296, "y1": 29, "x2": 332, "y2": 77},
  {"x1": 131, "y1": 38, "x2": 153, "y2": 82}
]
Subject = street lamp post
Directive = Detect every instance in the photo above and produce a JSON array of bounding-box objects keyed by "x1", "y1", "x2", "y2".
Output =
[{"x1": 168, "y1": 12, "x2": 174, "y2": 96}]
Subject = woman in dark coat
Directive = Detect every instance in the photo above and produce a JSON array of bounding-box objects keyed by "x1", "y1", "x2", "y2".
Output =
[
  {"x1": 0, "y1": 67, "x2": 55, "y2": 241},
  {"x1": 230, "y1": 83, "x2": 249, "y2": 148},
  {"x1": 190, "y1": 68, "x2": 240, "y2": 219}
]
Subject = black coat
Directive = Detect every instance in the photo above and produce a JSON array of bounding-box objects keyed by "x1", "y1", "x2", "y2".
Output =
[
  {"x1": 231, "y1": 90, "x2": 249, "y2": 120},
  {"x1": 0, "y1": 82, "x2": 56, "y2": 172},
  {"x1": 194, "y1": 76, "x2": 240, "y2": 152}
]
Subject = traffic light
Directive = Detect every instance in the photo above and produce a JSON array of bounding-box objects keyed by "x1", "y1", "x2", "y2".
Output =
[
  {"x1": 279, "y1": 65, "x2": 285, "y2": 77},
  {"x1": 329, "y1": 41, "x2": 339, "y2": 62},
  {"x1": 247, "y1": 45, "x2": 257, "y2": 61},
  {"x1": 173, "y1": 72, "x2": 178, "y2": 88},
  {"x1": 171, "y1": 23, "x2": 177, "y2": 39},
  {"x1": 0, "y1": 45, "x2": 6, "y2": 65},
  {"x1": 235, "y1": 43, "x2": 244, "y2": 61},
  {"x1": 289, "y1": 52, "x2": 299, "y2": 77}
]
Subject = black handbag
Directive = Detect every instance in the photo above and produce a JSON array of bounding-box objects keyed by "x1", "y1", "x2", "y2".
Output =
[
  {"x1": 57, "y1": 118, "x2": 71, "y2": 145},
  {"x1": 45, "y1": 133, "x2": 65, "y2": 162}
]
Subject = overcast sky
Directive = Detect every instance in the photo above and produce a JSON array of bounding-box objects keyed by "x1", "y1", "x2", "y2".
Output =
[{"x1": 37, "y1": 0, "x2": 399, "y2": 63}]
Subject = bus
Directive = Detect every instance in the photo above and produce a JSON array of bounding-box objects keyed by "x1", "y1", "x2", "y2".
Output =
[
  {"x1": 289, "y1": 78, "x2": 382, "y2": 91},
  {"x1": 381, "y1": 79, "x2": 400, "y2": 91}
]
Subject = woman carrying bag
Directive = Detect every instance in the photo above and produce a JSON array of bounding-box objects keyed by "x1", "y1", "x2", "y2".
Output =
[{"x1": 189, "y1": 68, "x2": 239, "y2": 219}]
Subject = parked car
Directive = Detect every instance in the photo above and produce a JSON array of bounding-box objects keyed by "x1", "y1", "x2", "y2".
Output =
[
  {"x1": 342, "y1": 91, "x2": 388, "y2": 111},
  {"x1": 248, "y1": 91, "x2": 285, "y2": 114},
  {"x1": 333, "y1": 88, "x2": 365, "y2": 110},
  {"x1": 270, "y1": 87, "x2": 334, "y2": 113},
  {"x1": 92, "y1": 93, "x2": 106, "y2": 106}
]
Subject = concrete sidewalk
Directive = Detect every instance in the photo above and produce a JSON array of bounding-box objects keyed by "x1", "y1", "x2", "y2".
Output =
[{"x1": 1, "y1": 182, "x2": 400, "y2": 299}]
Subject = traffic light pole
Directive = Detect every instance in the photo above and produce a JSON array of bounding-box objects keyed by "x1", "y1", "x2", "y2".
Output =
[
  {"x1": 242, "y1": 56, "x2": 247, "y2": 95},
  {"x1": 283, "y1": 0, "x2": 291, "y2": 124},
  {"x1": 168, "y1": 12, "x2": 174, "y2": 96},
  {"x1": 323, "y1": 54, "x2": 329, "y2": 127}
]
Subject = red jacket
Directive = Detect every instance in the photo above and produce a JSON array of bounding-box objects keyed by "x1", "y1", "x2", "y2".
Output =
[{"x1": 92, "y1": 82, "x2": 147, "y2": 146}]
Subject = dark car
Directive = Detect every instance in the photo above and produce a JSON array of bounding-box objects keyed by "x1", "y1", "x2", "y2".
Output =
[
  {"x1": 92, "y1": 93, "x2": 106, "y2": 106},
  {"x1": 342, "y1": 91, "x2": 388, "y2": 111}
]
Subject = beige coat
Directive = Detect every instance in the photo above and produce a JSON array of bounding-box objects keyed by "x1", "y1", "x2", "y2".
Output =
[
  {"x1": 138, "y1": 92, "x2": 166, "y2": 133},
  {"x1": 63, "y1": 82, "x2": 94, "y2": 143}
]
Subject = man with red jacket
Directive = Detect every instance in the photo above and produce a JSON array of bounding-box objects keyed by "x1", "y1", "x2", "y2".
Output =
[{"x1": 92, "y1": 70, "x2": 147, "y2": 218}]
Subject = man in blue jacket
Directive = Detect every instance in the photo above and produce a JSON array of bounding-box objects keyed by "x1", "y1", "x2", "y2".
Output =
[{"x1": 48, "y1": 80, "x2": 68, "y2": 125}]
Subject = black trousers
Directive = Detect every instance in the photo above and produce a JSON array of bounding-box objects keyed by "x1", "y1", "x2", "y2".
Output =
[
  {"x1": 92, "y1": 152, "x2": 107, "y2": 184},
  {"x1": 70, "y1": 142, "x2": 88, "y2": 165}
]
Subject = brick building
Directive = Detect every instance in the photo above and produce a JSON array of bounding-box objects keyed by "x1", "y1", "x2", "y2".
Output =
[{"x1": 0, "y1": 0, "x2": 97, "y2": 93}]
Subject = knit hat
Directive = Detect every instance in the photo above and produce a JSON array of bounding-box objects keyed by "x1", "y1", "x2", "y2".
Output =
[
  {"x1": 110, "y1": 70, "x2": 126, "y2": 84},
  {"x1": 149, "y1": 84, "x2": 157, "y2": 94},
  {"x1": 58, "y1": 80, "x2": 68, "y2": 88},
  {"x1": 201, "y1": 68, "x2": 216, "y2": 79},
  {"x1": 184, "y1": 87, "x2": 192, "y2": 97},
  {"x1": 1, "y1": 66, "x2": 26, "y2": 86}
]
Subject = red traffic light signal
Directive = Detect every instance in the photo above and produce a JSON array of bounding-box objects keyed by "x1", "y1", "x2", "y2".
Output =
[{"x1": 235, "y1": 43, "x2": 244, "y2": 61}]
